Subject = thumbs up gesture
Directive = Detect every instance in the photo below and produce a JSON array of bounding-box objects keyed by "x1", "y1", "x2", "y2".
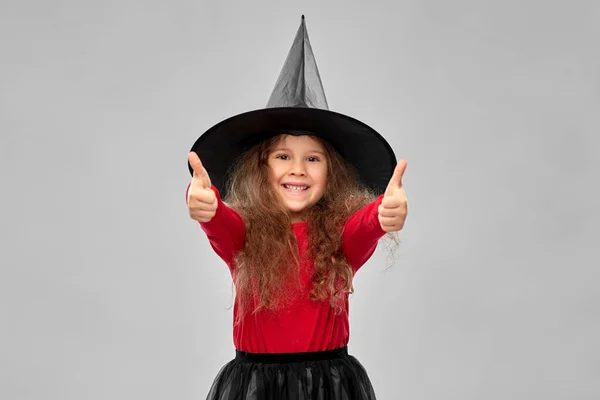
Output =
[
  {"x1": 187, "y1": 152, "x2": 218, "y2": 223},
  {"x1": 378, "y1": 160, "x2": 408, "y2": 233}
]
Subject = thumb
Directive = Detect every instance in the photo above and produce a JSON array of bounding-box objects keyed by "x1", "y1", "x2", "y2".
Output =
[
  {"x1": 188, "y1": 151, "x2": 211, "y2": 189},
  {"x1": 384, "y1": 160, "x2": 407, "y2": 196}
]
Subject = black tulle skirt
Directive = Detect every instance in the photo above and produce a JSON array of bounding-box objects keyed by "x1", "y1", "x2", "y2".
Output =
[{"x1": 206, "y1": 346, "x2": 377, "y2": 400}]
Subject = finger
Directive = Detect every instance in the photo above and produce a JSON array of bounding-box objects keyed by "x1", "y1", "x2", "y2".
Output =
[
  {"x1": 378, "y1": 213, "x2": 397, "y2": 224},
  {"x1": 378, "y1": 214, "x2": 403, "y2": 229},
  {"x1": 188, "y1": 152, "x2": 211, "y2": 188},
  {"x1": 190, "y1": 209, "x2": 218, "y2": 221},
  {"x1": 380, "y1": 223, "x2": 403, "y2": 233},
  {"x1": 381, "y1": 194, "x2": 406, "y2": 209},
  {"x1": 391, "y1": 160, "x2": 407, "y2": 186},
  {"x1": 385, "y1": 160, "x2": 407, "y2": 195},
  {"x1": 378, "y1": 203, "x2": 405, "y2": 218},
  {"x1": 379, "y1": 205, "x2": 407, "y2": 221},
  {"x1": 189, "y1": 189, "x2": 218, "y2": 207},
  {"x1": 188, "y1": 151, "x2": 204, "y2": 175}
]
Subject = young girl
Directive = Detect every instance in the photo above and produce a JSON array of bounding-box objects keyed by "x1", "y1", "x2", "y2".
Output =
[
  {"x1": 186, "y1": 133, "x2": 407, "y2": 399},
  {"x1": 185, "y1": 15, "x2": 407, "y2": 400}
]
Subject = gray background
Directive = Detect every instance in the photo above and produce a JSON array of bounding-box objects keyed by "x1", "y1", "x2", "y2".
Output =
[{"x1": 1, "y1": 0, "x2": 598, "y2": 399}]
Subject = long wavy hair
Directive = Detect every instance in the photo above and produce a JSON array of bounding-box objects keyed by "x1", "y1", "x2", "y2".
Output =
[{"x1": 223, "y1": 133, "x2": 395, "y2": 322}]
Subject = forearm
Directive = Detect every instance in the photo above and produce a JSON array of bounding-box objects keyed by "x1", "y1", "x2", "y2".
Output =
[{"x1": 342, "y1": 195, "x2": 386, "y2": 270}]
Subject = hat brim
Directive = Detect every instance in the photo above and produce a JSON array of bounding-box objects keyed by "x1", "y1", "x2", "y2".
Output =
[{"x1": 188, "y1": 107, "x2": 396, "y2": 199}]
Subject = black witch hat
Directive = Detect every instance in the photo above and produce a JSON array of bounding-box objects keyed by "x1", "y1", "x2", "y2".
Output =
[{"x1": 188, "y1": 15, "x2": 396, "y2": 199}]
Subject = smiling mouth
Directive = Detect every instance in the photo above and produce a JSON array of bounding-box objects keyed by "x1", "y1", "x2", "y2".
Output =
[{"x1": 282, "y1": 184, "x2": 309, "y2": 192}]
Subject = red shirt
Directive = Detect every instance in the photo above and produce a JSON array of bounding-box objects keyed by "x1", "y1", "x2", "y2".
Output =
[{"x1": 186, "y1": 183, "x2": 386, "y2": 353}]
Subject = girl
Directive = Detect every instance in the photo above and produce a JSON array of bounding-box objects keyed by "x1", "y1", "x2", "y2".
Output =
[
  {"x1": 185, "y1": 15, "x2": 407, "y2": 400},
  {"x1": 186, "y1": 133, "x2": 407, "y2": 399}
]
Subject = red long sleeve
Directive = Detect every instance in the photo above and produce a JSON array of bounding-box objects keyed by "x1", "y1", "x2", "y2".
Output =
[
  {"x1": 187, "y1": 182, "x2": 387, "y2": 353},
  {"x1": 342, "y1": 194, "x2": 386, "y2": 272},
  {"x1": 186, "y1": 182, "x2": 245, "y2": 268}
]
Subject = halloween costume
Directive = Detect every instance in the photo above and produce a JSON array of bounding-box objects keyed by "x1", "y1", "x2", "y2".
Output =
[
  {"x1": 185, "y1": 184, "x2": 384, "y2": 399},
  {"x1": 186, "y1": 184, "x2": 385, "y2": 354},
  {"x1": 187, "y1": 15, "x2": 396, "y2": 400}
]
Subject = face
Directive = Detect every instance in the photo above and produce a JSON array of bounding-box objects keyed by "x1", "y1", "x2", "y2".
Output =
[{"x1": 267, "y1": 135, "x2": 328, "y2": 222}]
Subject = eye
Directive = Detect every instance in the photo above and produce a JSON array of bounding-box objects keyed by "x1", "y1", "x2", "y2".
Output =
[
  {"x1": 275, "y1": 153, "x2": 290, "y2": 160},
  {"x1": 307, "y1": 156, "x2": 321, "y2": 162}
]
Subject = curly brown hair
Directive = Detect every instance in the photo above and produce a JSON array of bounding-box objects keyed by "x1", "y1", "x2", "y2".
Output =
[{"x1": 223, "y1": 133, "x2": 397, "y2": 323}]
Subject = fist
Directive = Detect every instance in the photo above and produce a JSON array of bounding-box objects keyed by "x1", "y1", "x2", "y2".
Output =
[
  {"x1": 378, "y1": 160, "x2": 408, "y2": 233},
  {"x1": 187, "y1": 151, "x2": 218, "y2": 223}
]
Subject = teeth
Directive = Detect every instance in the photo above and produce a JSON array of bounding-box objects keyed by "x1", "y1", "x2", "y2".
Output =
[{"x1": 284, "y1": 185, "x2": 308, "y2": 191}]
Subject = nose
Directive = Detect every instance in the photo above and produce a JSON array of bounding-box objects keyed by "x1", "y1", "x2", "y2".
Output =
[{"x1": 289, "y1": 159, "x2": 307, "y2": 176}]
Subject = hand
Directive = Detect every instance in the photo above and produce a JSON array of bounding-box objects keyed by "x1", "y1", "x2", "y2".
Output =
[
  {"x1": 378, "y1": 160, "x2": 408, "y2": 233},
  {"x1": 187, "y1": 151, "x2": 217, "y2": 223}
]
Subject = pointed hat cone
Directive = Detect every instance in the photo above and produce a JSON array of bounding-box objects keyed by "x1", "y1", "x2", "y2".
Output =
[
  {"x1": 266, "y1": 15, "x2": 328, "y2": 110},
  {"x1": 188, "y1": 16, "x2": 396, "y2": 199}
]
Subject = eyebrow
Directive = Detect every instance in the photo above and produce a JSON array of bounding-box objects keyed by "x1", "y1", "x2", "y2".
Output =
[{"x1": 272, "y1": 147, "x2": 326, "y2": 155}]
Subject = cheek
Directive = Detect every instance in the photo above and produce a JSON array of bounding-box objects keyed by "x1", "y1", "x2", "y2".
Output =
[
  {"x1": 314, "y1": 167, "x2": 328, "y2": 189},
  {"x1": 266, "y1": 165, "x2": 277, "y2": 183},
  {"x1": 268, "y1": 168, "x2": 286, "y2": 190}
]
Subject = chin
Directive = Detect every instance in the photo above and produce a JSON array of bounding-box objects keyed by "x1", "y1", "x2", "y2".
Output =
[{"x1": 285, "y1": 205, "x2": 308, "y2": 214}]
